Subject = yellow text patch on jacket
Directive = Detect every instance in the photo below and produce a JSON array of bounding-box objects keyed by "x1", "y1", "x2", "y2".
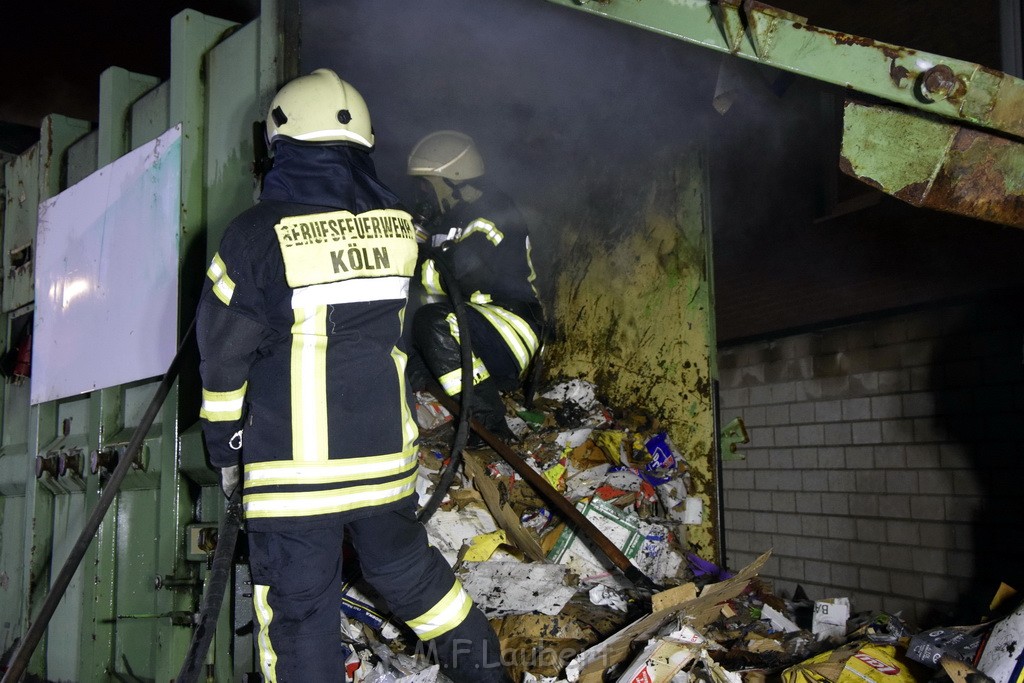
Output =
[{"x1": 274, "y1": 209, "x2": 417, "y2": 287}]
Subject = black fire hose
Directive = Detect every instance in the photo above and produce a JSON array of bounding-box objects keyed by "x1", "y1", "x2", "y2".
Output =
[
  {"x1": 416, "y1": 244, "x2": 475, "y2": 523},
  {"x1": 1, "y1": 319, "x2": 197, "y2": 683},
  {"x1": 175, "y1": 486, "x2": 244, "y2": 683}
]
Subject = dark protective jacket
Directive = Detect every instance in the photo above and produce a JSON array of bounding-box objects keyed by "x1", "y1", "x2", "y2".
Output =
[
  {"x1": 417, "y1": 187, "x2": 544, "y2": 382},
  {"x1": 197, "y1": 143, "x2": 420, "y2": 531}
]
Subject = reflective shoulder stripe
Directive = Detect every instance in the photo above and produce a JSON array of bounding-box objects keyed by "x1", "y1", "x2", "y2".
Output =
[
  {"x1": 458, "y1": 218, "x2": 503, "y2": 246},
  {"x1": 206, "y1": 252, "x2": 236, "y2": 305},
  {"x1": 407, "y1": 580, "x2": 473, "y2": 640},
  {"x1": 200, "y1": 382, "x2": 247, "y2": 421},
  {"x1": 291, "y1": 275, "x2": 410, "y2": 308},
  {"x1": 243, "y1": 471, "x2": 417, "y2": 518}
]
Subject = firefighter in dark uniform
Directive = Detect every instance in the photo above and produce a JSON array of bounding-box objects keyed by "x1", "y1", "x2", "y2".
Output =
[
  {"x1": 405, "y1": 130, "x2": 545, "y2": 440},
  {"x1": 196, "y1": 70, "x2": 510, "y2": 682}
]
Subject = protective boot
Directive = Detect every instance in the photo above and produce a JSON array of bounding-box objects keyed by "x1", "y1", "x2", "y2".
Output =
[{"x1": 430, "y1": 606, "x2": 513, "y2": 683}]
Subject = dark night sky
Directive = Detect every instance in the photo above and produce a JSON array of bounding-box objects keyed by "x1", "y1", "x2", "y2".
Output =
[{"x1": 0, "y1": 1, "x2": 258, "y2": 136}]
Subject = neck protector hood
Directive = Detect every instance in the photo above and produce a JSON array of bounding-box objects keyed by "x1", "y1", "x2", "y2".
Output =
[{"x1": 260, "y1": 142, "x2": 401, "y2": 212}]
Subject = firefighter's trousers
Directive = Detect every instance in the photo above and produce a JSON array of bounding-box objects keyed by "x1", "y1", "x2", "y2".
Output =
[{"x1": 248, "y1": 498, "x2": 510, "y2": 682}]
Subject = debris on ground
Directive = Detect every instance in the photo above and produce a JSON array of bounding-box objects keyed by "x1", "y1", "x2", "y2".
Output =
[{"x1": 333, "y1": 379, "x2": 1024, "y2": 683}]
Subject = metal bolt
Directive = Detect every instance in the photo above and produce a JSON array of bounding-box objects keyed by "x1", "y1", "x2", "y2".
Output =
[
  {"x1": 58, "y1": 450, "x2": 83, "y2": 477},
  {"x1": 35, "y1": 455, "x2": 58, "y2": 479},
  {"x1": 919, "y1": 64, "x2": 965, "y2": 101},
  {"x1": 90, "y1": 447, "x2": 119, "y2": 475}
]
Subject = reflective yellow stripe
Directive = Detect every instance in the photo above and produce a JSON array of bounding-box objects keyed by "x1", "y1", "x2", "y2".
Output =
[
  {"x1": 243, "y1": 470, "x2": 417, "y2": 518},
  {"x1": 438, "y1": 357, "x2": 489, "y2": 394},
  {"x1": 407, "y1": 580, "x2": 473, "y2": 640},
  {"x1": 438, "y1": 311, "x2": 490, "y2": 393},
  {"x1": 458, "y1": 218, "x2": 504, "y2": 246},
  {"x1": 421, "y1": 259, "x2": 444, "y2": 296},
  {"x1": 290, "y1": 305, "x2": 329, "y2": 462},
  {"x1": 468, "y1": 302, "x2": 539, "y2": 374},
  {"x1": 206, "y1": 252, "x2": 236, "y2": 305},
  {"x1": 392, "y1": 343, "x2": 420, "y2": 453},
  {"x1": 200, "y1": 382, "x2": 247, "y2": 422},
  {"x1": 254, "y1": 585, "x2": 278, "y2": 682},
  {"x1": 244, "y1": 452, "x2": 417, "y2": 486}
]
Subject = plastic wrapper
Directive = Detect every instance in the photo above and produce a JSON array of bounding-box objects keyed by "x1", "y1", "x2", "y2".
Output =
[{"x1": 782, "y1": 642, "x2": 921, "y2": 683}]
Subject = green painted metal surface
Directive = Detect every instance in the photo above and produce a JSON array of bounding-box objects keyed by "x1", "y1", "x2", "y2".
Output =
[
  {"x1": 546, "y1": 146, "x2": 721, "y2": 560},
  {"x1": 0, "y1": 1, "x2": 290, "y2": 679},
  {"x1": 543, "y1": 0, "x2": 1024, "y2": 141},
  {"x1": 841, "y1": 101, "x2": 1024, "y2": 228}
]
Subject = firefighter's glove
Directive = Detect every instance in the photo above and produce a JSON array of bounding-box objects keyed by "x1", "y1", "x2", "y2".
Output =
[{"x1": 220, "y1": 464, "x2": 241, "y2": 500}]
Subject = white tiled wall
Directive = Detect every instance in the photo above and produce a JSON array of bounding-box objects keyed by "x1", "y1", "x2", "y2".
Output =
[{"x1": 717, "y1": 292, "x2": 1024, "y2": 625}]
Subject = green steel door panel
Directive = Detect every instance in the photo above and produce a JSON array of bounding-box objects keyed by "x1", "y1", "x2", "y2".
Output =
[
  {"x1": 39, "y1": 116, "x2": 93, "y2": 199},
  {"x1": 841, "y1": 101, "x2": 1024, "y2": 229},
  {"x1": 543, "y1": 0, "x2": 1024, "y2": 141},
  {"x1": 66, "y1": 131, "x2": 99, "y2": 186},
  {"x1": 171, "y1": 10, "x2": 240, "y2": 266},
  {"x1": 0, "y1": 377, "x2": 32, "y2": 481},
  {"x1": 45, "y1": 493, "x2": 87, "y2": 681},
  {"x1": 2, "y1": 116, "x2": 91, "y2": 313},
  {"x1": 99, "y1": 67, "x2": 161, "y2": 166},
  {"x1": 0, "y1": 495, "x2": 26, "y2": 658},
  {"x1": 131, "y1": 83, "x2": 171, "y2": 149},
  {"x1": 546, "y1": 147, "x2": 720, "y2": 560},
  {"x1": 206, "y1": 19, "x2": 261, "y2": 253},
  {"x1": 3, "y1": 148, "x2": 40, "y2": 313},
  {"x1": 111, "y1": 489, "x2": 165, "y2": 681}
]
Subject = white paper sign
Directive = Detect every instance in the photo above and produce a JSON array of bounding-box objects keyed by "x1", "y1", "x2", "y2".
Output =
[{"x1": 32, "y1": 126, "x2": 181, "y2": 404}]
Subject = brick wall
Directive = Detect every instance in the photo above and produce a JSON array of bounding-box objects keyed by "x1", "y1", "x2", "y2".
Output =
[{"x1": 717, "y1": 289, "x2": 1024, "y2": 626}]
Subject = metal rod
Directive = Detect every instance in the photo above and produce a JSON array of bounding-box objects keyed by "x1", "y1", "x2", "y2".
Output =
[
  {"x1": 2, "y1": 319, "x2": 196, "y2": 683},
  {"x1": 425, "y1": 379, "x2": 660, "y2": 591}
]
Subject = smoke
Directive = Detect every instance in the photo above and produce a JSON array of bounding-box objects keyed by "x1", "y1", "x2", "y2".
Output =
[{"x1": 298, "y1": 0, "x2": 852, "y2": 326}]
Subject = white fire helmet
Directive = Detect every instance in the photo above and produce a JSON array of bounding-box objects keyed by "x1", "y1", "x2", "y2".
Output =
[
  {"x1": 407, "y1": 130, "x2": 484, "y2": 181},
  {"x1": 265, "y1": 69, "x2": 374, "y2": 149}
]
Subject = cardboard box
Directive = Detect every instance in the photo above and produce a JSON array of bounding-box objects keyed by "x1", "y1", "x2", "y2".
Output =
[
  {"x1": 977, "y1": 601, "x2": 1024, "y2": 683},
  {"x1": 907, "y1": 628, "x2": 982, "y2": 668},
  {"x1": 615, "y1": 626, "x2": 704, "y2": 683}
]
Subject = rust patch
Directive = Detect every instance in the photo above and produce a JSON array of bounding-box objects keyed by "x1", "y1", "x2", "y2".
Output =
[
  {"x1": 919, "y1": 130, "x2": 1024, "y2": 228},
  {"x1": 892, "y1": 180, "x2": 931, "y2": 204},
  {"x1": 745, "y1": 1, "x2": 807, "y2": 24},
  {"x1": 889, "y1": 59, "x2": 911, "y2": 88},
  {"x1": 791, "y1": 22, "x2": 915, "y2": 60}
]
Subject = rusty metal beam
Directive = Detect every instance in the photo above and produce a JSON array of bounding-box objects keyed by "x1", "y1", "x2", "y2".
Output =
[
  {"x1": 545, "y1": 0, "x2": 1024, "y2": 141},
  {"x1": 841, "y1": 100, "x2": 1024, "y2": 229}
]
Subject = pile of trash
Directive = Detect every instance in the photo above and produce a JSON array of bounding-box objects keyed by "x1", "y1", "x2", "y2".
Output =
[{"x1": 335, "y1": 379, "x2": 1024, "y2": 683}]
